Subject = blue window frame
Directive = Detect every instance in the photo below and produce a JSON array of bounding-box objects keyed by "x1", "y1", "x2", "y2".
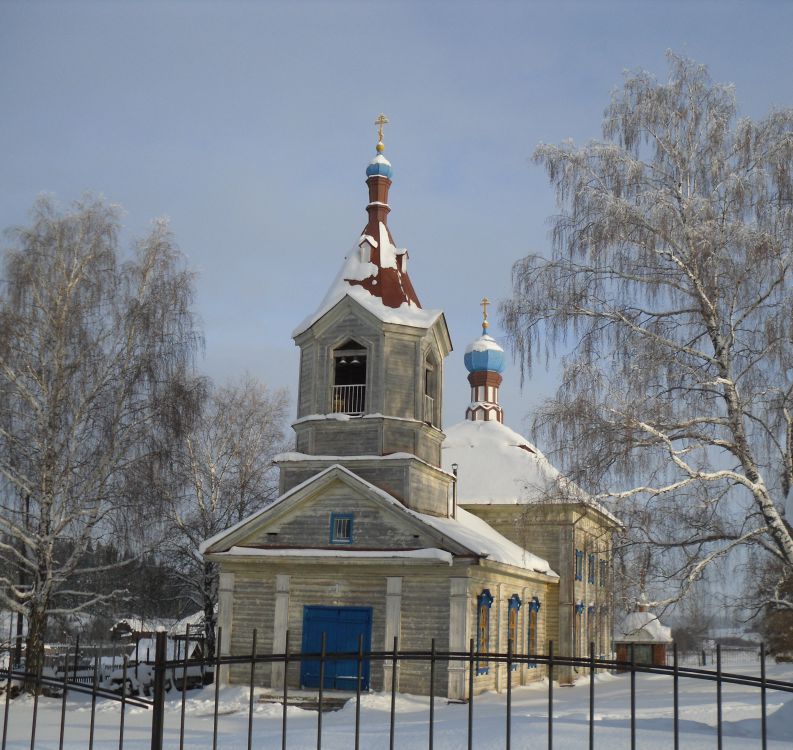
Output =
[
  {"x1": 507, "y1": 595, "x2": 521, "y2": 670},
  {"x1": 574, "y1": 550, "x2": 584, "y2": 581},
  {"x1": 588, "y1": 554, "x2": 596, "y2": 584},
  {"x1": 527, "y1": 596, "x2": 541, "y2": 668},
  {"x1": 574, "y1": 602, "x2": 584, "y2": 657},
  {"x1": 329, "y1": 513, "x2": 354, "y2": 544},
  {"x1": 476, "y1": 589, "x2": 494, "y2": 675},
  {"x1": 599, "y1": 559, "x2": 607, "y2": 588}
]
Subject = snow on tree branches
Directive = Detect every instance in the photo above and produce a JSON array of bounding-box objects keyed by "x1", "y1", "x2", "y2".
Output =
[
  {"x1": 503, "y1": 52, "x2": 793, "y2": 611},
  {"x1": 0, "y1": 196, "x2": 203, "y2": 680}
]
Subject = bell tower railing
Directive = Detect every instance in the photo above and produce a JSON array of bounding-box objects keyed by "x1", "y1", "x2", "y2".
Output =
[{"x1": 331, "y1": 384, "x2": 366, "y2": 415}]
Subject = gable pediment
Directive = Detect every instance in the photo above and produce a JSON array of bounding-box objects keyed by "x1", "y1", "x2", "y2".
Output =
[{"x1": 201, "y1": 465, "x2": 472, "y2": 558}]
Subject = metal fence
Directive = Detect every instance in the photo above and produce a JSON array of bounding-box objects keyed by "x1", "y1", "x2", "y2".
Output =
[
  {"x1": 2, "y1": 629, "x2": 793, "y2": 750},
  {"x1": 674, "y1": 646, "x2": 763, "y2": 667}
]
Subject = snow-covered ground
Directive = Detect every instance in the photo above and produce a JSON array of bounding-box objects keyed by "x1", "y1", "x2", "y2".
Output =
[{"x1": 5, "y1": 665, "x2": 793, "y2": 749}]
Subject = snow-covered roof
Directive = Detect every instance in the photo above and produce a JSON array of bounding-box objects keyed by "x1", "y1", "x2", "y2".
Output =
[
  {"x1": 615, "y1": 610, "x2": 673, "y2": 643},
  {"x1": 202, "y1": 463, "x2": 556, "y2": 577},
  {"x1": 292, "y1": 239, "x2": 442, "y2": 337},
  {"x1": 419, "y1": 506, "x2": 556, "y2": 575},
  {"x1": 442, "y1": 419, "x2": 621, "y2": 525},
  {"x1": 167, "y1": 608, "x2": 215, "y2": 636},
  {"x1": 110, "y1": 617, "x2": 177, "y2": 634},
  {"x1": 213, "y1": 547, "x2": 454, "y2": 564},
  {"x1": 464, "y1": 334, "x2": 504, "y2": 355}
]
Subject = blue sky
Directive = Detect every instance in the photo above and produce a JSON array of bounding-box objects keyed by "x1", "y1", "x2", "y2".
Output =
[{"x1": 2, "y1": 0, "x2": 792, "y2": 437}]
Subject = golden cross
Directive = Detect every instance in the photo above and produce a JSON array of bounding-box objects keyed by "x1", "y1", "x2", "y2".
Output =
[
  {"x1": 375, "y1": 113, "x2": 389, "y2": 142},
  {"x1": 481, "y1": 297, "x2": 490, "y2": 330}
]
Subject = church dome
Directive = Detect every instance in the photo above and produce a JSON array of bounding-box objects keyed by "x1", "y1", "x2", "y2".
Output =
[
  {"x1": 366, "y1": 152, "x2": 393, "y2": 179},
  {"x1": 463, "y1": 334, "x2": 505, "y2": 374},
  {"x1": 442, "y1": 420, "x2": 560, "y2": 505},
  {"x1": 442, "y1": 419, "x2": 622, "y2": 526}
]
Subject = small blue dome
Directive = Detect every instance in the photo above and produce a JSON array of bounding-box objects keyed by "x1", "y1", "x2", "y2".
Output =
[
  {"x1": 464, "y1": 334, "x2": 505, "y2": 374},
  {"x1": 366, "y1": 153, "x2": 393, "y2": 179}
]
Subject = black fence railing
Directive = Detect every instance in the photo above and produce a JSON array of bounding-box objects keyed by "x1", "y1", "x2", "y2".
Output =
[{"x1": 2, "y1": 628, "x2": 793, "y2": 750}]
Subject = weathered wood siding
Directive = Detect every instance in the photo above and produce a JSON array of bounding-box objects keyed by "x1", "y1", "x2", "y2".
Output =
[
  {"x1": 218, "y1": 554, "x2": 556, "y2": 698},
  {"x1": 465, "y1": 567, "x2": 553, "y2": 696},
  {"x1": 383, "y1": 335, "x2": 420, "y2": 419},
  {"x1": 292, "y1": 298, "x2": 450, "y2": 468},
  {"x1": 407, "y1": 462, "x2": 450, "y2": 516},
  {"x1": 463, "y1": 503, "x2": 617, "y2": 670},
  {"x1": 227, "y1": 569, "x2": 275, "y2": 686},
  {"x1": 278, "y1": 455, "x2": 452, "y2": 518},
  {"x1": 241, "y1": 478, "x2": 443, "y2": 550}
]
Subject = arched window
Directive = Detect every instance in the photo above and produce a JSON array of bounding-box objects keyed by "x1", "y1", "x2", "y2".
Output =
[
  {"x1": 574, "y1": 550, "x2": 584, "y2": 581},
  {"x1": 507, "y1": 595, "x2": 521, "y2": 670},
  {"x1": 332, "y1": 340, "x2": 367, "y2": 415},
  {"x1": 586, "y1": 604, "x2": 596, "y2": 655},
  {"x1": 527, "y1": 596, "x2": 541, "y2": 668},
  {"x1": 423, "y1": 352, "x2": 438, "y2": 426},
  {"x1": 574, "y1": 602, "x2": 585, "y2": 658},
  {"x1": 476, "y1": 589, "x2": 494, "y2": 675}
]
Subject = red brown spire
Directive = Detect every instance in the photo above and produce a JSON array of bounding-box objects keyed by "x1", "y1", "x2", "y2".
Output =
[{"x1": 346, "y1": 119, "x2": 421, "y2": 309}]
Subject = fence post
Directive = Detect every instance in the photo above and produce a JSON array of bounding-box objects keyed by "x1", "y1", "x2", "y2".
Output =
[
  {"x1": 29, "y1": 656, "x2": 43, "y2": 749},
  {"x1": 317, "y1": 632, "x2": 326, "y2": 750},
  {"x1": 760, "y1": 642, "x2": 767, "y2": 750},
  {"x1": 119, "y1": 655, "x2": 128, "y2": 750},
  {"x1": 247, "y1": 628, "x2": 257, "y2": 750},
  {"x1": 355, "y1": 633, "x2": 363, "y2": 750},
  {"x1": 630, "y1": 643, "x2": 636, "y2": 750},
  {"x1": 588, "y1": 642, "x2": 594, "y2": 750},
  {"x1": 428, "y1": 638, "x2": 435, "y2": 750},
  {"x1": 2, "y1": 621, "x2": 13, "y2": 750},
  {"x1": 467, "y1": 638, "x2": 475, "y2": 750},
  {"x1": 389, "y1": 636, "x2": 398, "y2": 750},
  {"x1": 150, "y1": 631, "x2": 167, "y2": 750},
  {"x1": 716, "y1": 643, "x2": 722, "y2": 750},
  {"x1": 547, "y1": 640, "x2": 554, "y2": 750},
  {"x1": 506, "y1": 637, "x2": 512, "y2": 750},
  {"x1": 213, "y1": 626, "x2": 222, "y2": 750},
  {"x1": 179, "y1": 627, "x2": 189, "y2": 750},
  {"x1": 282, "y1": 631, "x2": 290, "y2": 750},
  {"x1": 59, "y1": 653, "x2": 69, "y2": 750},
  {"x1": 89, "y1": 649, "x2": 99, "y2": 750},
  {"x1": 673, "y1": 642, "x2": 679, "y2": 750}
]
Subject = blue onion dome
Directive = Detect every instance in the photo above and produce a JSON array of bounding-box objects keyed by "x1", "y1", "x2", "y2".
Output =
[
  {"x1": 464, "y1": 333, "x2": 505, "y2": 374},
  {"x1": 366, "y1": 151, "x2": 393, "y2": 179},
  {"x1": 366, "y1": 137, "x2": 393, "y2": 178}
]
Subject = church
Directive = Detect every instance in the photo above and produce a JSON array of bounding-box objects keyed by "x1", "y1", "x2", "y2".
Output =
[{"x1": 201, "y1": 120, "x2": 621, "y2": 698}]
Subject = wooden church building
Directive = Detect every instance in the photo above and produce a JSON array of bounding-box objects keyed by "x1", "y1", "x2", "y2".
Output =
[{"x1": 201, "y1": 121, "x2": 620, "y2": 697}]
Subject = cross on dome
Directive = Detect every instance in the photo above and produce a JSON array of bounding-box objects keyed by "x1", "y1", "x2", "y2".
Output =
[
  {"x1": 480, "y1": 296, "x2": 490, "y2": 334},
  {"x1": 374, "y1": 113, "x2": 389, "y2": 152}
]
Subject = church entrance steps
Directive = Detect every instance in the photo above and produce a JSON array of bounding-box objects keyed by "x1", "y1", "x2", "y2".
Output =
[{"x1": 257, "y1": 689, "x2": 352, "y2": 712}]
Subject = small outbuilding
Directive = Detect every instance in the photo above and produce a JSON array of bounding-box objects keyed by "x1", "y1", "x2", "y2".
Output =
[{"x1": 614, "y1": 599, "x2": 673, "y2": 667}]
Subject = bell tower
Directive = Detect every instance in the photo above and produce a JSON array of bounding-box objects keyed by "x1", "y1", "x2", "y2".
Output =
[{"x1": 278, "y1": 117, "x2": 454, "y2": 517}]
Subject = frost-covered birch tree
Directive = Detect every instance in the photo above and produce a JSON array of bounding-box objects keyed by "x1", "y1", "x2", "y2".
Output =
[
  {"x1": 0, "y1": 197, "x2": 201, "y2": 679},
  {"x1": 164, "y1": 377, "x2": 288, "y2": 659},
  {"x1": 503, "y1": 53, "x2": 793, "y2": 610}
]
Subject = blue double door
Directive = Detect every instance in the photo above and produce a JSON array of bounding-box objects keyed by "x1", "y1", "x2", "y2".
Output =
[{"x1": 300, "y1": 605, "x2": 372, "y2": 690}]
